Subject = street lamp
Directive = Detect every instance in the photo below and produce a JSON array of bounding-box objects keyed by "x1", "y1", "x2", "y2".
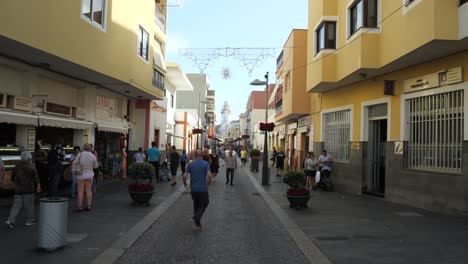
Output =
[
  {"x1": 197, "y1": 94, "x2": 210, "y2": 149},
  {"x1": 250, "y1": 72, "x2": 269, "y2": 185}
]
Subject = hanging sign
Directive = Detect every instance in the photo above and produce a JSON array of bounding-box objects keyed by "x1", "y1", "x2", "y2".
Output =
[{"x1": 13, "y1": 96, "x2": 33, "y2": 112}]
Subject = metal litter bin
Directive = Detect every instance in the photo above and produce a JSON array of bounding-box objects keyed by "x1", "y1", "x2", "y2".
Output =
[{"x1": 38, "y1": 197, "x2": 68, "y2": 251}]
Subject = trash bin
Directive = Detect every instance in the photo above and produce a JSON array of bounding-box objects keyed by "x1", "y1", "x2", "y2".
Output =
[{"x1": 38, "y1": 197, "x2": 68, "y2": 251}]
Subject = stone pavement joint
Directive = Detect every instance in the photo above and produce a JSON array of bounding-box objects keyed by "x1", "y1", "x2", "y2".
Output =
[
  {"x1": 242, "y1": 166, "x2": 333, "y2": 264},
  {"x1": 91, "y1": 184, "x2": 187, "y2": 264}
]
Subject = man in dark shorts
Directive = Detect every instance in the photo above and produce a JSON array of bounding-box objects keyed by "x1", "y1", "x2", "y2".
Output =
[
  {"x1": 183, "y1": 150, "x2": 212, "y2": 230},
  {"x1": 169, "y1": 146, "x2": 180, "y2": 186},
  {"x1": 276, "y1": 149, "x2": 286, "y2": 177}
]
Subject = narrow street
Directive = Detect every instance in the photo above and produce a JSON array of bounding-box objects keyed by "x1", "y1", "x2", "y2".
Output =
[{"x1": 116, "y1": 166, "x2": 310, "y2": 264}]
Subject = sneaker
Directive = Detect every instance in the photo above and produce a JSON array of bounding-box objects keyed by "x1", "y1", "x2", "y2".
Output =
[
  {"x1": 191, "y1": 217, "x2": 202, "y2": 230},
  {"x1": 25, "y1": 221, "x2": 36, "y2": 226},
  {"x1": 5, "y1": 221, "x2": 14, "y2": 229}
]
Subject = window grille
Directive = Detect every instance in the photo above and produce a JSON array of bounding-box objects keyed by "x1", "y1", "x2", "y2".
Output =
[
  {"x1": 323, "y1": 109, "x2": 351, "y2": 161},
  {"x1": 407, "y1": 90, "x2": 464, "y2": 173}
]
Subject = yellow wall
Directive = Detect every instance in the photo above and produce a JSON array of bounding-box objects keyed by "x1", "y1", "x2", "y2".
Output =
[
  {"x1": 276, "y1": 30, "x2": 311, "y2": 122},
  {"x1": 307, "y1": 0, "x2": 461, "y2": 91},
  {"x1": 0, "y1": 0, "x2": 166, "y2": 99},
  {"x1": 314, "y1": 50, "x2": 468, "y2": 143}
]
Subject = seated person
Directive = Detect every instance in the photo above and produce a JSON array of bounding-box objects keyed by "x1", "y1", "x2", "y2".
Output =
[{"x1": 159, "y1": 162, "x2": 171, "y2": 182}]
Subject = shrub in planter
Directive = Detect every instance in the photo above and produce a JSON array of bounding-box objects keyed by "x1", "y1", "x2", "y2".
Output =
[
  {"x1": 128, "y1": 163, "x2": 155, "y2": 205},
  {"x1": 284, "y1": 170, "x2": 310, "y2": 210}
]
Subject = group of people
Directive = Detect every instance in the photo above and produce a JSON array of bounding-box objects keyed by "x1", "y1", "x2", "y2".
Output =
[
  {"x1": 303, "y1": 149, "x2": 333, "y2": 190},
  {"x1": 4, "y1": 143, "x2": 99, "y2": 229}
]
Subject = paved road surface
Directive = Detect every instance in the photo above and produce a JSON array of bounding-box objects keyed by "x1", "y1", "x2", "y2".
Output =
[{"x1": 117, "y1": 166, "x2": 310, "y2": 264}]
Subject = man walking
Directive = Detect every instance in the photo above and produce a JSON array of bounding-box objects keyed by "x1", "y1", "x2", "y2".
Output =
[
  {"x1": 225, "y1": 150, "x2": 237, "y2": 186},
  {"x1": 147, "y1": 142, "x2": 161, "y2": 181},
  {"x1": 183, "y1": 150, "x2": 212, "y2": 230},
  {"x1": 169, "y1": 146, "x2": 180, "y2": 186}
]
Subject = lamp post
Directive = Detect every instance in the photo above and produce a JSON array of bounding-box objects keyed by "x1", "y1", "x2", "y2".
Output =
[
  {"x1": 250, "y1": 72, "x2": 269, "y2": 185},
  {"x1": 197, "y1": 93, "x2": 210, "y2": 149}
]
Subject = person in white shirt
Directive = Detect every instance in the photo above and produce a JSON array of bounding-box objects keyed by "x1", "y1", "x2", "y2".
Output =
[
  {"x1": 134, "y1": 147, "x2": 146, "y2": 164},
  {"x1": 73, "y1": 143, "x2": 98, "y2": 212},
  {"x1": 318, "y1": 149, "x2": 333, "y2": 176}
]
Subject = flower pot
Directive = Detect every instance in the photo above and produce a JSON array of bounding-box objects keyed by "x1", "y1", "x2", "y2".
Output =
[
  {"x1": 128, "y1": 190, "x2": 154, "y2": 205},
  {"x1": 286, "y1": 195, "x2": 310, "y2": 210}
]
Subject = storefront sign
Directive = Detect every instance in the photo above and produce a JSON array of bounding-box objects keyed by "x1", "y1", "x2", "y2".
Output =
[
  {"x1": 298, "y1": 116, "x2": 310, "y2": 127},
  {"x1": 96, "y1": 95, "x2": 116, "y2": 119},
  {"x1": 404, "y1": 67, "x2": 463, "y2": 93},
  {"x1": 75, "y1": 107, "x2": 87, "y2": 119},
  {"x1": 288, "y1": 122, "x2": 298, "y2": 129},
  {"x1": 394, "y1": 141, "x2": 403, "y2": 155},
  {"x1": 351, "y1": 142, "x2": 360, "y2": 150},
  {"x1": 44, "y1": 101, "x2": 72, "y2": 117},
  {"x1": 0, "y1": 93, "x2": 6, "y2": 108},
  {"x1": 27, "y1": 129, "x2": 36, "y2": 151},
  {"x1": 13, "y1": 96, "x2": 32, "y2": 112}
]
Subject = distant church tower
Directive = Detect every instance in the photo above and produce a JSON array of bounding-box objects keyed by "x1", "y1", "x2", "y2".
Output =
[{"x1": 221, "y1": 101, "x2": 231, "y2": 137}]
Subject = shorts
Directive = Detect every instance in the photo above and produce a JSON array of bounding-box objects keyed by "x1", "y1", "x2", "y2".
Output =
[
  {"x1": 170, "y1": 166, "x2": 178, "y2": 176},
  {"x1": 304, "y1": 170, "x2": 315, "y2": 177},
  {"x1": 210, "y1": 165, "x2": 219, "y2": 174}
]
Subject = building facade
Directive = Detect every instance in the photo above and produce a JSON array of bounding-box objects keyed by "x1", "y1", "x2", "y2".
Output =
[
  {"x1": 308, "y1": 0, "x2": 468, "y2": 214},
  {"x1": 0, "y1": 1, "x2": 168, "y2": 176}
]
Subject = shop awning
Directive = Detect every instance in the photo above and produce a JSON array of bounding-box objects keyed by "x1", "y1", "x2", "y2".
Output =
[
  {"x1": 97, "y1": 124, "x2": 129, "y2": 134},
  {"x1": 0, "y1": 111, "x2": 38, "y2": 126},
  {"x1": 38, "y1": 115, "x2": 93, "y2": 130}
]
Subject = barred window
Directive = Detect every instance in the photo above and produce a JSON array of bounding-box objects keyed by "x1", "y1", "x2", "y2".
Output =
[
  {"x1": 323, "y1": 109, "x2": 351, "y2": 161},
  {"x1": 407, "y1": 90, "x2": 464, "y2": 173}
]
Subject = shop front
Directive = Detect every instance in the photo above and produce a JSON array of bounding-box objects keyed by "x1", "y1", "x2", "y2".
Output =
[
  {"x1": 287, "y1": 122, "x2": 297, "y2": 170},
  {"x1": 297, "y1": 116, "x2": 311, "y2": 169},
  {"x1": 95, "y1": 123, "x2": 129, "y2": 179}
]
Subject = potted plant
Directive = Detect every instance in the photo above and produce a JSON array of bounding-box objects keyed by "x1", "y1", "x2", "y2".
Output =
[
  {"x1": 128, "y1": 162, "x2": 155, "y2": 205},
  {"x1": 284, "y1": 170, "x2": 310, "y2": 210},
  {"x1": 249, "y1": 149, "x2": 261, "y2": 172}
]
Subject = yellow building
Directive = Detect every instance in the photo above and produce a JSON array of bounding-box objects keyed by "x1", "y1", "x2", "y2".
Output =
[
  {"x1": 308, "y1": 0, "x2": 468, "y2": 214},
  {"x1": 271, "y1": 29, "x2": 320, "y2": 170},
  {"x1": 0, "y1": 1, "x2": 168, "y2": 176}
]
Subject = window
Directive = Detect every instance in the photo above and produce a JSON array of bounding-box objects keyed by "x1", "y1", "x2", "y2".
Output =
[
  {"x1": 81, "y1": 0, "x2": 105, "y2": 28},
  {"x1": 152, "y1": 68, "x2": 165, "y2": 91},
  {"x1": 138, "y1": 26, "x2": 149, "y2": 61},
  {"x1": 323, "y1": 109, "x2": 351, "y2": 161},
  {"x1": 407, "y1": 90, "x2": 464, "y2": 173},
  {"x1": 349, "y1": 0, "x2": 378, "y2": 36},
  {"x1": 171, "y1": 95, "x2": 174, "y2": 108},
  {"x1": 316, "y1": 21, "x2": 336, "y2": 53}
]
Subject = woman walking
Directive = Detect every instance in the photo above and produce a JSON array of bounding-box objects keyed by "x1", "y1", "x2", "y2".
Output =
[
  {"x1": 6, "y1": 152, "x2": 41, "y2": 228},
  {"x1": 276, "y1": 149, "x2": 286, "y2": 177},
  {"x1": 170, "y1": 146, "x2": 180, "y2": 186},
  {"x1": 209, "y1": 150, "x2": 220, "y2": 181},
  {"x1": 73, "y1": 144, "x2": 98, "y2": 212}
]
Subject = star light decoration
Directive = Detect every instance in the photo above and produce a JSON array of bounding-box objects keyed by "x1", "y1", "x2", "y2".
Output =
[{"x1": 221, "y1": 67, "x2": 232, "y2": 80}]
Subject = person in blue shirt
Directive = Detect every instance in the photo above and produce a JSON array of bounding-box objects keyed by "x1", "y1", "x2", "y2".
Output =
[
  {"x1": 183, "y1": 150, "x2": 212, "y2": 230},
  {"x1": 180, "y1": 150, "x2": 188, "y2": 175},
  {"x1": 147, "y1": 142, "x2": 161, "y2": 181}
]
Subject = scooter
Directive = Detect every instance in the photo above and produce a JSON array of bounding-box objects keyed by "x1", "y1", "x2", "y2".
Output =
[{"x1": 317, "y1": 169, "x2": 334, "y2": 191}]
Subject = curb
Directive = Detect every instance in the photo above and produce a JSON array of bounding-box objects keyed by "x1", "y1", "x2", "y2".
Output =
[
  {"x1": 90, "y1": 184, "x2": 187, "y2": 264},
  {"x1": 242, "y1": 167, "x2": 333, "y2": 264}
]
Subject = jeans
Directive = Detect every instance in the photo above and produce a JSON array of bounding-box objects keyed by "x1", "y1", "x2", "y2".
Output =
[
  {"x1": 226, "y1": 168, "x2": 235, "y2": 185},
  {"x1": 8, "y1": 194, "x2": 35, "y2": 224},
  {"x1": 71, "y1": 174, "x2": 77, "y2": 198},
  {"x1": 191, "y1": 192, "x2": 209, "y2": 225},
  {"x1": 149, "y1": 161, "x2": 160, "y2": 181}
]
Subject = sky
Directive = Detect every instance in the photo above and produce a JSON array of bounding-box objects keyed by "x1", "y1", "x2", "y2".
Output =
[{"x1": 166, "y1": 0, "x2": 308, "y2": 122}]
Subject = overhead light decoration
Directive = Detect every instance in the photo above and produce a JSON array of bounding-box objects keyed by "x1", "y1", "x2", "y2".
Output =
[{"x1": 221, "y1": 67, "x2": 232, "y2": 80}]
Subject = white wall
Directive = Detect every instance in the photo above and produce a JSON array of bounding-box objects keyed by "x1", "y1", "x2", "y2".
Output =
[{"x1": 460, "y1": 4, "x2": 468, "y2": 40}]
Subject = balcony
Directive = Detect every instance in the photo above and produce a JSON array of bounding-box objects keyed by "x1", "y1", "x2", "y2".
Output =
[
  {"x1": 275, "y1": 101, "x2": 283, "y2": 116},
  {"x1": 206, "y1": 103, "x2": 215, "y2": 113},
  {"x1": 207, "y1": 90, "x2": 215, "y2": 99},
  {"x1": 276, "y1": 50, "x2": 284, "y2": 69},
  {"x1": 153, "y1": 69, "x2": 165, "y2": 96},
  {"x1": 155, "y1": 6, "x2": 166, "y2": 33}
]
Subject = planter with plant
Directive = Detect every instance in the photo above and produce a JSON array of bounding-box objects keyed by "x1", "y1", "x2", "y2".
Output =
[
  {"x1": 128, "y1": 163, "x2": 155, "y2": 205},
  {"x1": 249, "y1": 149, "x2": 261, "y2": 172},
  {"x1": 284, "y1": 170, "x2": 310, "y2": 210}
]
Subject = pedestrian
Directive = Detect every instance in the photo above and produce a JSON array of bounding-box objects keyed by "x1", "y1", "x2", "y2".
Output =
[
  {"x1": 6, "y1": 151, "x2": 41, "y2": 228},
  {"x1": 134, "y1": 147, "x2": 146, "y2": 164},
  {"x1": 202, "y1": 148, "x2": 210, "y2": 163},
  {"x1": 304, "y1": 152, "x2": 319, "y2": 190},
  {"x1": 89, "y1": 144, "x2": 98, "y2": 193},
  {"x1": 70, "y1": 146, "x2": 81, "y2": 198},
  {"x1": 219, "y1": 147, "x2": 226, "y2": 167},
  {"x1": 147, "y1": 142, "x2": 161, "y2": 181},
  {"x1": 271, "y1": 147, "x2": 277, "y2": 167},
  {"x1": 225, "y1": 150, "x2": 237, "y2": 186},
  {"x1": 47, "y1": 145, "x2": 64, "y2": 197},
  {"x1": 240, "y1": 147, "x2": 248, "y2": 167},
  {"x1": 73, "y1": 143, "x2": 98, "y2": 212},
  {"x1": 276, "y1": 149, "x2": 286, "y2": 177},
  {"x1": 170, "y1": 146, "x2": 180, "y2": 186},
  {"x1": 180, "y1": 150, "x2": 188, "y2": 174},
  {"x1": 209, "y1": 150, "x2": 219, "y2": 181},
  {"x1": 318, "y1": 149, "x2": 333, "y2": 179},
  {"x1": 182, "y1": 150, "x2": 212, "y2": 230}
]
